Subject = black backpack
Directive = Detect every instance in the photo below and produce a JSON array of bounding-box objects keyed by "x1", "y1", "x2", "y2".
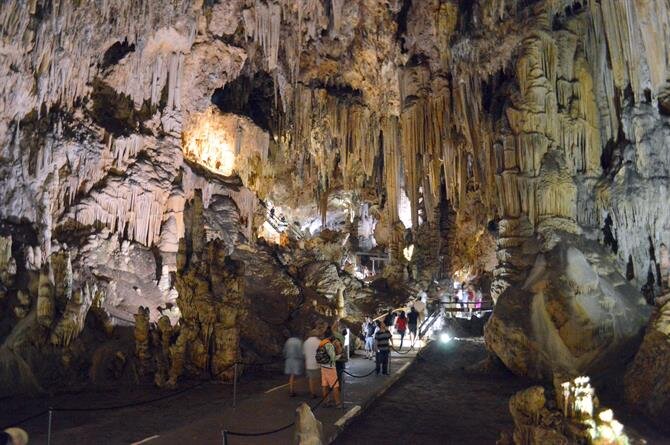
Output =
[{"x1": 366, "y1": 323, "x2": 376, "y2": 337}]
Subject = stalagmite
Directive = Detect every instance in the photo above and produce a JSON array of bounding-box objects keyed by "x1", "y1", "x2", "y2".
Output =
[
  {"x1": 0, "y1": 236, "x2": 16, "y2": 288},
  {"x1": 134, "y1": 306, "x2": 152, "y2": 376},
  {"x1": 51, "y1": 283, "x2": 95, "y2": 347},
  {"x1": 36, "y1": 264, "x2": 55, "y2": 328}
]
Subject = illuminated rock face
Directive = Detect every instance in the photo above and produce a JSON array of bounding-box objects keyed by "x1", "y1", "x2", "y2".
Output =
[
  {"x1": 182, "y1": 107, "x2": 269, "y2": 179},
  {"x1": 0, "y1": 0, "x2": 669, "y2": 401},
  {"x1": 485, "y1": 232, "x2": 651, "y2": 380},
  {"x1": 500, "y1": 376, "x2": 634, "y2": 444}
]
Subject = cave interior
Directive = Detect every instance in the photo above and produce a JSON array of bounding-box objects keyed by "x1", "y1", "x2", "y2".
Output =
[{"x1": 1, "y1": 0, "x2": 670, "y2": 443}]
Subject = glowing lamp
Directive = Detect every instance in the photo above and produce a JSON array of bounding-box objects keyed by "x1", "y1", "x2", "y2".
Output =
[{"x1": 440, "y1": 332, "x2": 451, "y2": 343}]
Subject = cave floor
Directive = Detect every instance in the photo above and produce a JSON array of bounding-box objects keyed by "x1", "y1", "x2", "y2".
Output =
[
  {"x1": 334, "y1": 338, "x2": 529, "y2": 445},
  {"x1": 333, "y1": 339, "x2": 670, "y2": 445},
  {"x1": 0, "y1": 345, "x2": 420, "y2": 444}
]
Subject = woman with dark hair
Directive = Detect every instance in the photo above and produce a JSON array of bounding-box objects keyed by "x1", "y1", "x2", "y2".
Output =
[{"x1": 395, "y1": 311, "x2": 407, "y2": 347}]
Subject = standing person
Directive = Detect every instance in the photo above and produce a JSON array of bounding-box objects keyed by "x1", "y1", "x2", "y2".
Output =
[
  {"x1": 383, "y1": 310, "x2": 396, "y2": 334},
  {"x1": 407, "y1": 306, "x2": 419, "y2": 344},
  {"x1": 331, "y1": 320, "x2": 346, "y2": 390},
  {"x1": 364, "y1": 317, "x2": 376, "y2": 359},
  {"x1": 283, "y1": 333, "x2": 304, "y2": 397},
  {"x1": 303, "y1": 328, "x2": 322, "y2": 398},
  {"x1": 372, "y1": 319, "x2": 381, "y2": 353},
  {"x1": 466, "y1": 286, "x2": 476, "y2": 318},
  {"x1": 362, "y1": 317, "x2": 372, "y2": 359},
  {"x1": 316, "y1": 326, "x2": 341, "y2": 407},
  {"x1": 395, "y1": 311, "x2": 408, "y2": 347},
  {"x1": 374, "y1": 322, "x2": 393, "y2": 375},
  {"x1": 413, "y1": 295, "x2": 427, "y2": 324}
]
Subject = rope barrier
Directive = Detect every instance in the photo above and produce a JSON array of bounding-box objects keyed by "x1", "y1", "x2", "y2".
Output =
[
  {"x1": 54, "y1": 361, "x2": 242, "y2": 412},
  {"x1": 342, "y1": 368, "x2": 376, "y2": 379},
  {"x1": 224, "y1": 420, "x2": 295, "y2": 437},
  {"x1": 0, "y1": 410, "x2": 49, "y2": 431},
  {"x1": 2, "y1": 335, "x2": 428, "y2": 439},
  {"x1": 53, "y1": 380, "x2": 210, "y2": 412},
  {"x1": 0, "y1": 361, "x2": 248, "y2": 427},
  {"x1": 390, "y1": 336, "x2": 418, "y2": 355},
  {"x1": 223, "y1": 375, "x2": 341, "y2": 440}
]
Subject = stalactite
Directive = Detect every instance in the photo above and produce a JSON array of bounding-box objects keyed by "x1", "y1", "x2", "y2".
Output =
[
  {"x1": 382, "y1": 116, "x2": 402, "y2": 223},
  {"x1": 0, "y1": 0, "x2": 199, "y2": 124},
  {"x1": 252, "y1": 0, "x2": 282, "y2": 71}
]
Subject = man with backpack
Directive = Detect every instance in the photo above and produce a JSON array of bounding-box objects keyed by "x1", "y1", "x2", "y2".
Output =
[{"x1": 315, "y1": 326, "x2": 341, "y2": 407}]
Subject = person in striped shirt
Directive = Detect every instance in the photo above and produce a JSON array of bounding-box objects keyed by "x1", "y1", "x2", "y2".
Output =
[{"x1": 374, "y1": 322, "x2": 393, "y2": 375}]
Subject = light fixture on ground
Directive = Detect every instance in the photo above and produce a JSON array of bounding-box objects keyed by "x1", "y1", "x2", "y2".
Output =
[{"x1": 440, "y1": 332, "x2": 452, "y2": 343}]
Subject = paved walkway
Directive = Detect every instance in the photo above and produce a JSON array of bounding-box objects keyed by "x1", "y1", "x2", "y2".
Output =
[
  {"x1": 0, "y1": 343, "x2": 422, "y2": 444},
  {"x1": 153, "y1": 345, "x2": 421, "y2": 444}
]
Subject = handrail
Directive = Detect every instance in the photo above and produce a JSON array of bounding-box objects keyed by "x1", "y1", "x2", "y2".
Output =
[
  {"x1": 419, "y1": 312, "x2": 440, "y2": 339},
  {"x1": 371, "y1": 306, "x2": 410, "y2": 323},
  {"x1": 258, "y1": 199, "x2": 303, "y2": 240}
]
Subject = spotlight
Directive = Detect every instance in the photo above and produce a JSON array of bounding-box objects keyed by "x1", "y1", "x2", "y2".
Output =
[{"x1": 440, "y1": 332, "x2": 452, "y2": 344}]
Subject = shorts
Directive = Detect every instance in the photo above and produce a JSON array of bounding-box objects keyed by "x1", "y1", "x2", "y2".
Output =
[
  {"x1": 409, "y1": 324, "x2": 417, "y2": 334},
  {"x1": 365, "y1": 337, "x2": 374, "y2": 350},
  {"x1": 306, "y1": 368, "x2": 320, "y2": 380},
  {"x1": 321, "y1": 366, "x2": 339, "y2": 388},
  {"x1": 284, "y1": 358, "x2": 304, "y2": 375}
]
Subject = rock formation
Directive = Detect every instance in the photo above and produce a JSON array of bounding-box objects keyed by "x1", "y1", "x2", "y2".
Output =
[
  {"x1": 500, "y1": 376, "x2": 638, "y2": 445},
  {"x1": 625, "y1": 299, "x2": 670, "y2": 433}
]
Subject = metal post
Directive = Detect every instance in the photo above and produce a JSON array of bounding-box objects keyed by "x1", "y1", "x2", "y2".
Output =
[
  {"x1": 221, "y1": 430, "x2": 227, "y2": 445},
  {"x1": 232, "y1": 362, "x2": 238, "y2": 408},
  {"x1": 47, "y1": 408, "x2": 53, "y2": 445}
]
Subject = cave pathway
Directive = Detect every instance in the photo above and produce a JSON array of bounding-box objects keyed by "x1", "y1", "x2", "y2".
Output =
[
  {"x1": 4, "y1": 343, "x2": 421, "y2": 444},
  {"x1": 334, "y1": 338, "x2": 530, "y2": 445}
]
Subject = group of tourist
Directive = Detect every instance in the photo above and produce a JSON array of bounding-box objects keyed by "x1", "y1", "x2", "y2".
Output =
[
  {"x1": 374, "y1": 306, "x2": 422, "y2": 345},
  {"x1": 449, "y1": 282, "x2": 484, "y2": 318},
  {"x1": 282, "y1": 301, "x2": 429, "y2": 407},
  {"x1": 282, "y1": 321, "x2": 347, "y2": 408},
  {"x1": 361, "y1": 304, "x2": 422, "y2": 375}
]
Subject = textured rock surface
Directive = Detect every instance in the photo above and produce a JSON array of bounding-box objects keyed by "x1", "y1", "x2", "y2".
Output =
[
  {"x1": 499, "y1": 379, "x2": 638, "y2": 445},
  {"x1": 0, "y1": 0, "x2": 669, "y2": 413},
  {"x1": 625, "y1": 300, "x2": 670, "y2": 433},
  {"x1": 486, "y1": 232, "x2": 651, "y2": 380}
]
